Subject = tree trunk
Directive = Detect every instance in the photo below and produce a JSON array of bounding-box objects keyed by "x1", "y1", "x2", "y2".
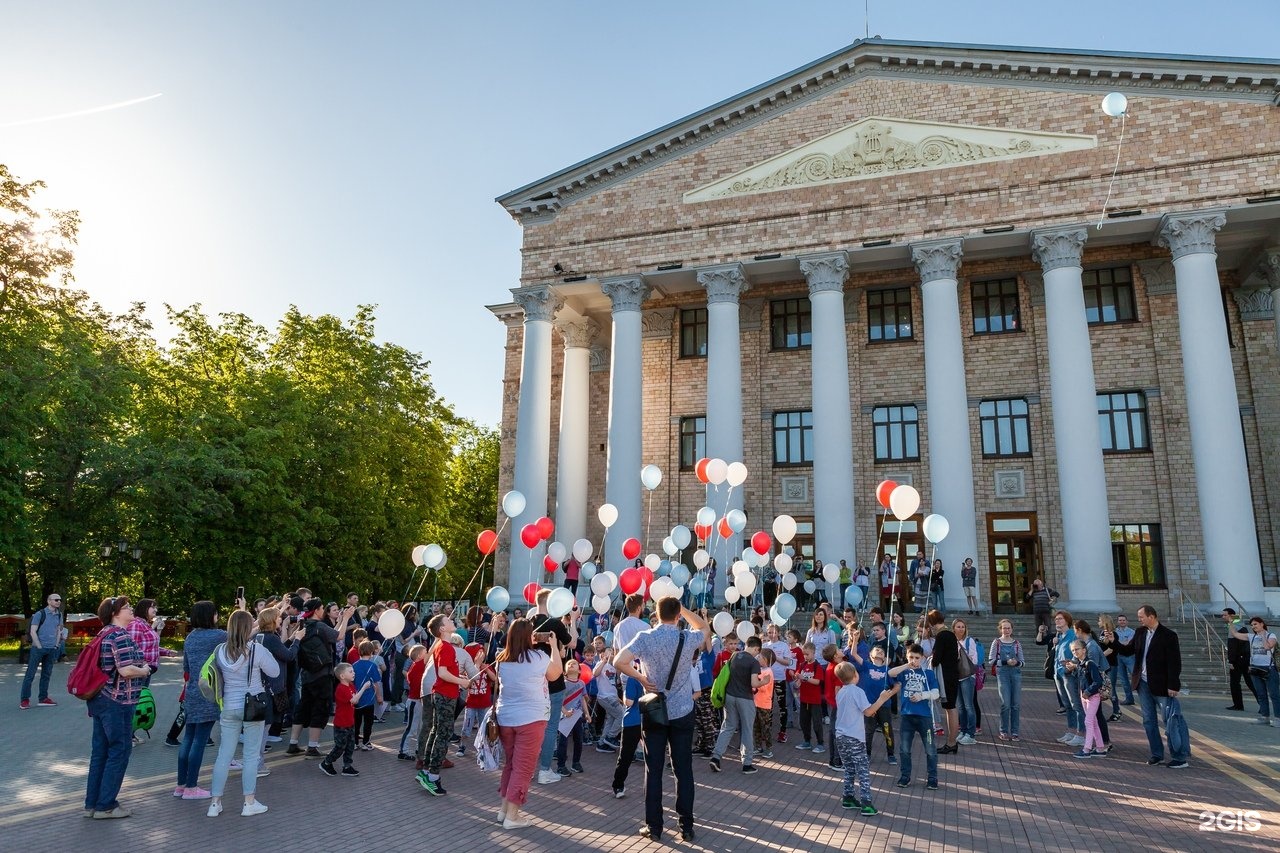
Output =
[{"x1": 17, "y1": 557, "x2": 31, "y2": 616}]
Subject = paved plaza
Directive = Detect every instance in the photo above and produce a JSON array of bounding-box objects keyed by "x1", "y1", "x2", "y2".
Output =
[{"x1": 3, "y1": 659, "x2": 1279, "y2": 852}]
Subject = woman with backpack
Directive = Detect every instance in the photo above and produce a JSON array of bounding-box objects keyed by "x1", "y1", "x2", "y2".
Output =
[
  {"x1": 175, "y1": 601, "x2": 226, "y2": 800},
  {"x1": 82, "y1": 596, "x2": 151, "y2": 819},
  {"x1": 206, "y1": 609, "x2": 279, "y2": 818}
]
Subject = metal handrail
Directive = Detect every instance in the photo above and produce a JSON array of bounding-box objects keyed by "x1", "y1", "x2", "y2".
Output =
[
  {"x1": 1175, "y1": 589, "x2": 1229, "y2": 680},
  {"x1": 1218, "y1": 583, "x2": 1248, "y2": 617}
]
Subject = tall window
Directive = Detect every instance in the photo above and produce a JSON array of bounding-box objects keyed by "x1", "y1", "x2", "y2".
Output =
[
  {"x1": 679, "y1": 416, "x2": 706, "y2": 469},
  {"x1": 1098, "y1": 391, "x2": 1150, "y2": 452},
  {"x1": 771, "y1": 298, "x2": 812, "y2": 350},
  {"x1": 1111, "y1": 524, "x2": 1165, "y2": 587},
  {"x1": 979, "y1": 398, "x2": 1031, "y2": 457},
  {"x1": 873, "y1": 405, "x2": 919, "y2": 462},
  {"x1": 971, "y1": 278, "x2": 1021, "y2": 334},
  {"x1": 1083, "y1": 266, "x2": 1136, "y2": 325},
  {"x1": 773, "y1": 410, "x2": 814, "y2": 466},
  {"x1": 868, "y1": 288, "x2": 913, "y2": 342},
  {"x1": 680, "y1": 308, "x2": 707, "y2": 358}
]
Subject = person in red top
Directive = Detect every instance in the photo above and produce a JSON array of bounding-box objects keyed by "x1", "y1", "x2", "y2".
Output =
[
  {"x1": 795, "y1": 642, "x2": 827, "y2": 751},
  {"x1": 321, "y1": 663, "x2": 372, "y2": 777},
  {"x1": 346, "y1": 628, "x2": 368, "y2": 665},
  {"x1": 398, "y1": 644, "x2": 428, "y2": 760},
  {"x1": 712, "y1": 634, "x2": 740, "y2": 677},
  {"x1": 458, "y1": 643, "x2": 493, "y2": 757},
  {"x1": 415, "y1": 615, "x2": 470, "y2": 796}
]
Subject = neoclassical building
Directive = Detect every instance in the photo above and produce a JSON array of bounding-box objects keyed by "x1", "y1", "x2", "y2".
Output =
[{"x1": 488, "y1": 38, "x2": 1280, "y2": 616}]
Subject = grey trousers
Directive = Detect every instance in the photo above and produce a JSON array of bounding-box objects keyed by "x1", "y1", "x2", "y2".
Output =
[{"x1": 712, "y1": 695, "x2": 755, "y2": 765}]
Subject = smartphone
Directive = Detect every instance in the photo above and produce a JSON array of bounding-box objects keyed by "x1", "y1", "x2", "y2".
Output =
[
  {"x1": 533, "y1": 632, "x2": 551, "y2": 644},
  {"x1": 236, "y1": 586, "x2": 245, "y2": 603}
]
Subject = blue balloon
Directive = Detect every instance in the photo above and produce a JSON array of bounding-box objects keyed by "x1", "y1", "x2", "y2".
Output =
[
  {"x1": 486, "y1": 586, "x2": 510, "y2": 612},
  {"x1": 844, "y1": 585, "x2": 864, "y2": 609},
  {"x1": 657, "y1": 560, "x2": 672, "y2": 577}
]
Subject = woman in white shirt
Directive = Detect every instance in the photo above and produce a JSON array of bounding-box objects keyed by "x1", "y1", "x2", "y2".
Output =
[
  {"x1": 494, "y1": 618, "x2": 562, "y2": 830},
  {"x1": 805, "y1": 611, "x2": 836, "y2": 652},
  {"x1": 207, "y1": 609, "x2": 279, "y2": 818}
]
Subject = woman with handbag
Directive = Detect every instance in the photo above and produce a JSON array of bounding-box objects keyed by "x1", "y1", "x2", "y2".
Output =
[
  {"x1": 206, "y1": 609, "x2": 279, "y2": 818},
  {"x1": 952, "y1": 620, "x2": 979, "y2": 745},
  {"x1": 254, "y1": 607, "x2": 299, "y2": 749}
]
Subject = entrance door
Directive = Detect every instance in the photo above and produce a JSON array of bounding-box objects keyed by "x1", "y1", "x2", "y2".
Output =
[
  {"x1": 878, "y1": 515, "x2": 925, "y2": 610},
  {"x1": 987, "y1": 514, "x2": 1039, "y2": 614}
]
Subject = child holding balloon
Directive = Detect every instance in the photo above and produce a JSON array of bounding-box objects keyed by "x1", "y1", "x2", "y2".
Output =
[{"x1": 753, "y1": 648, "x2": 777, "y2": 758}]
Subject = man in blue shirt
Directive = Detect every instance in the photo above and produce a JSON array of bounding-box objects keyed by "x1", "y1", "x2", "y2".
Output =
[
  {"x1": 21, "y1": 593, "x2": 66, "y2": 709},
  {"x1": 888, "y1": 644, "x2": 940, "y2": 790}
]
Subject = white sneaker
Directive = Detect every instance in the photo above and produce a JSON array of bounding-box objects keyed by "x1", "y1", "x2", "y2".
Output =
[
  {"x1": 241, "y1": 801, "x2": 268, "y2": 817},
  {"x1": 229, "y1": 759, "x2": 243, "y2": 770},
  {"x1": 537, "y1": 770, "x2": 561, "y2": 785},
  {"x1": 958, "y1": 734, "x2": 977, "y2": 745},
  {"x1": 1067, "y1": 735, "x2": 1085, "y2": 746},
  {"x1": 206, "y1": 802, "x2": 222, "y2": 818},
  {"x1": 264, "y1": 735, "x2": 282, "y2": 743},
  {"x1": 1056, "y1": 733, "x2": 1074, "y2": 743}
]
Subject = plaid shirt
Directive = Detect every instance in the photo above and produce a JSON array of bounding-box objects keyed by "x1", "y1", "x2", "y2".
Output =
[
  {"x1": 126, "y1": 619, "x2": 160, "y2": 668},
  {"x1": 97, "y1": 626, "x2": 146, "y2": 704}
]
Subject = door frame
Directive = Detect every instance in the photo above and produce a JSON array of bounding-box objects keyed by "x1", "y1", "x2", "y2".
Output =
[{"x1": 986, "y1": 513, "x2": 1039, "y2": 615}]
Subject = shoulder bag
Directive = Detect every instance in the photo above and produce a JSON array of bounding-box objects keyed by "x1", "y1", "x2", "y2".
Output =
[
  {"x1": 243, "y1": 643, "x2": 270, "y2": 723},
  {"x1": 638, "y1": 631, "x2": 686, "y2": 727}
]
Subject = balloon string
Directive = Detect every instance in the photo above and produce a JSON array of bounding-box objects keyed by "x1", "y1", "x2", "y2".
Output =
[
  {"x1": 1096, "y1": 111, "x2": 1127, "y2": 230},
  {"x1": 645, "y1": 489, "x2": 653, "y2": 555},
  {"x1": 400, "y1": 564, "x2": 426, "y2": 606}
]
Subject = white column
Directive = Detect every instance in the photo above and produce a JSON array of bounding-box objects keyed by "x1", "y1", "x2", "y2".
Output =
[
  {"x1": 509, "y1": 285, "x2": 563, "y2": 593},
  {"x1": 800, "y1": 253, "x2": 856, "y2": 601},
  {"x1": 1031, "y1": 228, "x2": 1118, "y2": 611},
  {"x1": 1159, "y1": 212, "x2": 1265, "y2": 611},
  {"x1": 911, "y1": 239, "x2": 981, "y2": 613},
  {"x1": 697, "y1": 264, "x2": 749, "y2": 597},
  {"x1": 554, "y1": 316, "x2": 598, "y2": 593},
  {"x1": 600, "y1": 276, "x2": 649, "y2": 574}
]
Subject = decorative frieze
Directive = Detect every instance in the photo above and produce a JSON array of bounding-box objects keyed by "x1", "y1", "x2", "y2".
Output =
[
  {"x1": 1137, "y1": 259, "x2": 1177, "y2": 296},
  {"x1": 780, "y1": 476, "x2": 809, "y2": 504},
  {"x1": 556, "y1": 317, "x2": 600, "y2": 349},
  {"x1": 1233, "y1": 288, "x2": 1274, "y2": 321},
  {"x1": 994, "y1": 469, "x2": 1026, "y2": 500},
  {"x1": 589, "y1": 344, "x2": 610, "y2": 373}
]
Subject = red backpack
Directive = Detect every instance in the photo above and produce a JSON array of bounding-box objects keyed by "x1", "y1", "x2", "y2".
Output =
[{"x1": 67, "y1": 630, "x2": 112, "y2": 701}]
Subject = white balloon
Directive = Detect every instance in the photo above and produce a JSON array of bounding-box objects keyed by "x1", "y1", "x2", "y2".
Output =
[
  {"x1": 732, "y1": 560, "x2": 749, "y2": 578},
  {"x1": 602, "y1": 571, "x2": 618, "y2": 593},
  {"x1": 592, "y1": 594, "x2": 611, "y2": 615},
  {"x1": 547, "y1": 588, "x2": 575, "y2": 618},
  {"x1": 774, "y1": 552, "x2": 793, "y2": 574},
  {"x1": 726, "y1": 509, "x2": 747, "y2": 534},
  {"x1": 1101, "y1": 91, "x2": 1128, "y2": 118},
  {"x1": 411, "y1": 545, "x2": 426, "y2": 567},
  {"x1": 650, "y1": 577, "x2": 678, "y2": 600},
  {"x1": 889, "y1": 484, "x2": 921, "y2": 521},
  {"x1": 662, "y1": 537, "x2": 678, "y2": 556},
  {"x1": 546, "y1": 541, "x2": 567, "y2": 563},
  {"x1": 803, "y1": 580, "x2": 816, "y2": 594},
  {"x1": 772, "y1": 514, "x2": 797, "y2": 545},
  {"x1": 922, "y1": 513, "x2": 951, "y2": 544},
  {"x1": 423, "y1": 544, "x2": 445, "y2": 570},
  {"x1": 486, "y1": 586, "x2": 510, "y2": 612},
  {"x1": 735, "y1": 572, "x2": 756, "y2": 597},
  {"x1": 644, "y1": 553, "x2": 661, "y2": 571},
  {"x1": 726, "y1": 461, "x2": 748, "y2": 487},
  {"x1": 735, "y1": 621, "x2": 755, "y2": 642},
  {"x1": 671, "y1": 564, "x2": 690, "y2": 586},
  {"x1": 377, "y1": 608, "x2": 406, "y2": 638},
  {"x1": 572, "y1": 538, "x2": 594, "y2": 563},
  {"x1": 740, "y1": 547, "x2": 755, "y2": 566},
  {"x1": 769, "y1": 606, "x2": 787, "y2": 627},
  {"x1": 706, "y1": 458, "x2": 728, "y2": 485},
  {"x1": 597, "y1": 503, "x2": 619, "y2": 528},
  {"x1": 590, "y1": 573, "x2": 612, "y2": 596},
  {"x1": 712, "y1": 611, "x2": 734, "y2": 637},
  {"x1": 823, "y1": 564, "x2": 839, "y2": 583},
  {"x1": 692, "y1": 549, "x2": 710, "y2": 570},
  {"x1": 774, "y1": 592, "x2": 797, "y2": 619},
  {"x1": 640, "y1": 464, "x2": 663, "y2": 491},
  {"x1": 580, "y1": 561, "x2": 597, "y2": 581},
  {"x1": 695, "y1": 506, "x2": 715, "y2": 527},
  {"x1": 724, "y1": 586, "x2": 741, "y2": 604},
  {"x1": 435, "y1": 554, "x2": 447, "y2": 571},
  {"x1": 781, "y1": 571, "x2": 797, "y2": 590},
  {"x1": 501, "y1": 490, "x2": 526, "y2": 518},
  {"x1": 671, "y1": 525, "x2": 692, "y2": 550},
  {"x1": 755, "y1": 551, "x2": 769, "y2": 569}
]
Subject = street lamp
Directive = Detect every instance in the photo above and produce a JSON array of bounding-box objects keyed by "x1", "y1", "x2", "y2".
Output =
[{"x1": 102, "y1": 539, "x2": 142, "y2": 576}]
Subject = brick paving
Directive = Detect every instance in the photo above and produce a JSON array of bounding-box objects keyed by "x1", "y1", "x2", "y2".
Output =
[{"x1": 3, "y1": 659, "x2": 1279, "y2": 852}]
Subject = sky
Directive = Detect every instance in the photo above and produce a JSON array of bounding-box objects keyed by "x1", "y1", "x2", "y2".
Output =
[{"x1": 2, "y1": 1, "x2": 1275, "y2": 426}]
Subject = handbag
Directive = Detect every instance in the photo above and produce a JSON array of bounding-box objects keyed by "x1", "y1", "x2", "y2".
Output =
[
  {"x1": 638, "y1": 631, "x2": 685, "y2": 727},
  {"x1": 242, "y1": 644, "x2": 270, "y2": 723},
  {"x1": 956, "y1": 640, "x2": 975, "y2": 680}
]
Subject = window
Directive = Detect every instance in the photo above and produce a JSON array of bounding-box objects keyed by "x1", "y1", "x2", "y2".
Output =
[
  {"x1": 773, "y1": 410, "x2": 814, "y2": 466},
  {"x1": 679, "y1": 308, "x2": 707, "y2": 358},
  {"x1": 873, "y1": 405, "x2": 920, "y2": 462},
  {"x1": 1111, "y1": 524, "x2": 1166, "y2": 587},
  {"x1": 868, "y1": 288, "x2": 913, "y2": 342},
  {"x1": 678, "y1": 416, "x2": 705, "y2": 470},
  {"x1": 971, "y1": 278, "x2": 1021, "y2": 334},
  {"x1": 1098, "y1": 391, "x2": 1151, "y2": 453},
  {"x1": 771, "y1": 298, "x2": 812, "y2": 350},
  {"x1": 1083, "y1": 266, "x2": 1136, "y2": 325},
  {"x1": 979, "y1": 398, "x2": 1031, "y2": 457}
]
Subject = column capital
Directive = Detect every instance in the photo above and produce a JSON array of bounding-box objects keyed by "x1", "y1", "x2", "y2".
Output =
[
  {"x1": 1158, "y1": 211, "x2": 1226, "y2": 261},
  {"x1": 1232, "y1": 288, "x2": 1274, "y2": 321},
  {"x1": 910, "y1": 239, "x2": 964, "y2": 284},
  {"x1": 799, "y1": 251, "x2": 849, "y2": 295},
  {"x1": 555, "y1": 316, "x2": 599, "y2": 349},
  {"x1": 600, "y1": 276, "x2": 650, "y2": 313},
  {"x1": 1259, "y1": 247, "x2": 1280, "y2": 291},
  {"x1": 696, "y1": 263, "x2": 750, "y2": 304},
  {"x1": 1031, "y1": 227, "x2": 1087, "y2": 273},
  {"x1": 511, "y1": 284, "x2": 563, "y2": 323}
]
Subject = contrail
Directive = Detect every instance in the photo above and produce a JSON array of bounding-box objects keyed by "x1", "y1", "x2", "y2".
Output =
[{"x1": 1, "y1": 93, "x2": 163, "y2": 128}]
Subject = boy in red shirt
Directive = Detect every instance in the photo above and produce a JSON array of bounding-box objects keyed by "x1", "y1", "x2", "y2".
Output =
[
  {"x1": 415, "y1": 615, "x2": 470, "y2": 796},
  {"x1": 321, "y1": 663, "x2": 373, "y2": 777},
  {"x1": 795, "y1": 642, "x2": 827, "y2": 752},
  {"x1": 398, "y1": 644, "x2": 427, "y2": 760},
  {"x1": 457, "y1": 643, "x2": 492, "y2": 758},
  {"x1": 713, "y1": 634, "x2": 740, "y2": 677}
]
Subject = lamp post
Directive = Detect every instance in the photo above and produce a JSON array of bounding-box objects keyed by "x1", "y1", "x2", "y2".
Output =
[{"x1": 102, "y1": 539, "x2": 142, "y2": 587}]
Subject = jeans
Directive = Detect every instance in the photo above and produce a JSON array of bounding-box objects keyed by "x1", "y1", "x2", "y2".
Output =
[
  {"x1": 1137, "y1": 681, "x2": 1189, "y2": 762},
  {"x1": 956, "y1": 676, "x2": 976, "y2": 737},
  {"x1": 324, "y1": 725, "x2": 355, "y2": 769},
  {"x1": 642, "y1": 709, "x2": 695, "y2": 834},
  {"x1": 555, "y1": 717, "x2": 583, "y2": 768},
  {"x1": 498, "y1": 721, "x2": 545, "y2": 806},
  {"x1": 210, "y1": 711, "x2": 264, "y2": 797},
  {"x1": 85, "y1": 694, "x2": 135, "y2": 812},
  {"x1": 21, "y1": 645, "x2": 58, "y2": 701},
  {"x1": 611, "y1": 723, "x2": 643, "y2": 792},
  {"x1": 713, "y1": 695, "x2": 755, "y2": 764},
  {"x1": 538, "y1": 688, "x2": 565, "y2": 771},
  {"x1": 1112, "y1": 655, "x2": 1135, "y2": 706},
  {"x1": 1251, "y1": 666, "x2": 1280, "y2": 718},
  {"x1": 596, "y1": 691, "x2": 626, "y2": 742},
  {"x1": 897, "y1": 713, "x2": 937, "y2": 784},
  {"x1": 398, "y1": 699, "x2": 419, "y2": 754},
  {"x1": 997, "y1": 666, "x2": 1022, "y2": 736},
  {"x1": 1055, "y1": 670, "x2": 1082, "y2": 732},
  {"x1": 177, "y1": 719, "x2": 217, "y2": 787}
]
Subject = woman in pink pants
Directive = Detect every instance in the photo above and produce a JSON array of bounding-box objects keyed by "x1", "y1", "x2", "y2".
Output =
[
  {"x1": 1071, "y1": 641, "x2": 1105, "y2": 759},
  {"x1": 494, "y1": 618, "x2": 563, "y2": 829}
]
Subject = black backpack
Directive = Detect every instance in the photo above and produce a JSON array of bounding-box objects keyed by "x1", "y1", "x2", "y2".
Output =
[{"x1": 298, "y1": 623, "x2": 330, "y2": 674}]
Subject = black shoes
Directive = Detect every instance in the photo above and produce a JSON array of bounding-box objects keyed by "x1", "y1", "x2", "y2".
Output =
[
  {"x1": 709, "y1": 757, "x2": 721, "y2": 773},
  {"x1": 305, "y1": 746, "x2": 321, "y2": 758},
  {"x1": 319, "y1": 761, "x2": 336, "y2": 777},
  {"x1": 681, "y1": 827, "x2": 696, "y2": 843},
  {"x1": 937, "y1": 744, "x2": 958, "y2": 755},
  {"x1": 285, "y1": 744, "x2": 303, "y2": 755}
]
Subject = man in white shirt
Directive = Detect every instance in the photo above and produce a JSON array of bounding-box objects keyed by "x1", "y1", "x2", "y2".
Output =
[{"x1": 613, "y1": 593, "x2": 648, "y2": 653}]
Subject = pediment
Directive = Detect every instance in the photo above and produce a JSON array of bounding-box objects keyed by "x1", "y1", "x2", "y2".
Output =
[{"x1": 683, "y1": 116, "x2": 1097, "y2": 203}]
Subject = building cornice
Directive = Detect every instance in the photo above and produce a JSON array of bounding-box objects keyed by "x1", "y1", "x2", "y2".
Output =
[{"x1": 496, "y1": 39, "x2": 1280, "y2": 224}]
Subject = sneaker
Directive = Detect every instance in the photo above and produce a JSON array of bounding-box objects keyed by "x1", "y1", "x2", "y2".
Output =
[
  {"x1": 841, "y1": 796, "x2": 860, "y2": 810},
  {"x1": 761, "y1": 750, "x2": 774, "y2": 758},
  {"x1": 796, "y1": 742, "x2": 810, "y2": 750},
  {"x1": 776, "y1": 732, "x2": 788, "y2": 743},
  {"x1": 741, "y1": 765, "x2": 758, "y2": 774},
  {"x1": 957, "y1": 734, "x2": 977, "y2": 745},
  {"x1": 182, "y1": 787, "x2": 212, "y2": 800},
  {"x1": 90, "y1": 807, "x2": 127, "y2": 820},
  {"x1": 613, "y1": 787, "x2": 626, "y2": 799},
  {"x1": 38, "y1": 697, "x2": 57, "y2": 707},
  {"x1": 887, "y1": 755, "x2": 898, "y2": 765},
  {"x1": 19, "y1": 700, "x2": 30, "y2": 710},
  {"x1": 861, "y1": 804, "x2": 879, "y2": 816},
  {"x1": 265, "y1": 735, "x2": 282, "y2": 743},
  {"x1": 229, "y1": 759, "x2": 243, "y2": 770},
  {"x1": 431, "y1": 778, "x2": 447, "y2": 795},
  {"x1": 537, "y1": 770, "x2": 561, "y2": 785},
  {"x1": 1072, "y1": 750, "x2": 1095, "y2": 759},
  {"x1": 1272, "y1": 720, "x2": 1280, "y2": 728},
  {"x1": 305, "y1": 747, "x2": 321, "y2": 758},
  {"x1": 926, "y1": 780, "x2": 938, "y2": 790},
  {"x1": 285, "y1": 744, "x2": 303, "y2": 755},
  {"x1": 709, "y1": 757, "x2": 722, "y2": 773},
  {"x1": 1056, "y1": 733, "x2": 1074, "y2": 743},
  {"x1": 174, "y1": 786, "x2": 186, "y2": 798},
  {"x1": 595, "y1": 742, "x2": 616, "y2": 753},
  {"x1": 933, "y1": 727, "x2": 944, "y2": 736},
  {"x1": 164, "y1": 738, "x2": 181, "y2": 747},
  {"x1": 503, "y1": 817, "x2": 531, "y2": 829},
  {"x1": 1167, "y1": 760, "x2": 1189, "y2": 769},
  {"x1": 828, "y1": 762, "x2": 843, "y2": 770},
  {"x1": 262, "y1": 743, "x2": 272, "y2": 752},
  {"x1": 341, "y1": 766, "x2": 359, "y2": 777},
  {"x1": 455, "y1": 746, "x2": 465, "y2": 757},
  {"x1": 206, "y1": 802, "x2": 222, "y2": 818},
  {"x1": 241, "y1": 801, "x2": 268, "y2": 817},
  {"x1": 1091, "y1": 750, "x2": 1108, "y2": 758},
  {"x1": 571, "y1": 762, "x2": 585, "y2": 773},
  {"x1": 1067, "y1": 735, "x2": 1085, "y2": 747},
  {"x1": 256, "y1": 767, "x2": 270, "y2": 778},
  {"x1": 822, "y1": 715, "x2": 830, "y2": 725},
  {"x1": 1011, "y1": 735, "x2": 1021, "y2": 742},
  {"x1": 555, "y1": 766, "x2": 571, "y2": 776},
  {"x1": 601, "y1": 739, "x2": 621, "y2": 750},
  {"x1": 895, "y1": 778, "x2": 910, "y2": 788},
  {"x1": 1108, "y1": 713, "x2": 1123, "y2": 722},
  {"x1": 319, "y1": 761, "x2": 336, "y2": 777},
  {"x1": 450, "y1": 734, "x2": 461, "y2": 744},
  {"x1": 1254, "y1": 717, "x2": 1272, "y2": 725},
  {"x1": 1146, "y1": 756, "x2": 1163, "y2": 765},
  {"x1": 813, "y1": 746, "x2": 825, "y2": 753},
  {"x1": 397, "y1": 752, "x2": 414, "y2": 760},
  {"x1": 1055, "y1": 707, "x2": 1067, "y2": 714},
  {"x1": 361, "y1": 743, "x2": 375, "y2": 751}
]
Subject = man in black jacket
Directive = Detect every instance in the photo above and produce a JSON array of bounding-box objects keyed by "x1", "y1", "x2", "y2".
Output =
[
  {"x1": 1116, "y1": 605, "x2": 1190, "y2": 768},
  {"x1": 1221, "y1": 608, "x2": 1259, "y2": 711}
]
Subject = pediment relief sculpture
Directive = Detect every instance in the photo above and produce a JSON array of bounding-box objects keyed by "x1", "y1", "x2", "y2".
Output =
[{"x1": 685, "y1": 116, "x2": 1096, "y2": 202}]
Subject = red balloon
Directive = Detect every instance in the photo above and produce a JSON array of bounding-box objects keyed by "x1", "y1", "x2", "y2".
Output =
[
  {"x1": 520, "y1": 523, "x2": 541, "y2": 549},
  {"x1": 476, "y1": 529, "x2": 497, "y2": 555},
  {"x1": 717, "y1": 518, "x2": 732, "y2": 540},
  {"x1": 639, "y1": 567, "x2": 654, "y2": 588},
  {"x1": 618, "y1": 568, "x2": 642, "y2": 595},
  {"x1": 694, "y1": 523, "x2": 711, "y2": 542},
  {"x1": 536, "y1": 516, "x2": 555, "y2": 541},
  {"x1": 543, "y1": 555, "x2": 558, "y2": 573},
  {"x1": 622, "y1": 537, "x2": 642, "y2": 561},
  {"x1": 694, "y1": 458, "x2": 711, "y2": 484},
  {"x1": 523, "y1": 582, "x2": 540, "y2": 605},
  {"x1": 876, "y1": 480, "x2": 898, "y2": 510},
  {"x1": 751, "y1": 530, "x2": 771, "y2": 555}
]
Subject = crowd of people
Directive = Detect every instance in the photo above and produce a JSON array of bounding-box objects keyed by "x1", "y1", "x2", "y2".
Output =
[{"x1": 43, "y1": 580, "x2": 1280, "y2": 832}]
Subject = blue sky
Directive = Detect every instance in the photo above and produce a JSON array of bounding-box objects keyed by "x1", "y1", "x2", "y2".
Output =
[{"x1": 2, "y1": 1, "x2": 1274, "y2": 425}]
